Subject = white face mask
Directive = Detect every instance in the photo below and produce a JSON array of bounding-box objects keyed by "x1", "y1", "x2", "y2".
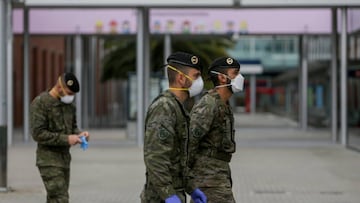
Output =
[
  {"x1": 60, "y1": 95, "x2": 75, "y2": 104},
  {"x1": 231, "y1": 74, "x2": 245, "y2": 93},
  {"x1": 167, "y1": 65, "x2": 204, "y2": 97},
  {"x1": 211, "y1": 71, "x2": 245, "y2": 93},
  {"x1": 188, "y1": 76, "x2": 204, "y2": 97}
]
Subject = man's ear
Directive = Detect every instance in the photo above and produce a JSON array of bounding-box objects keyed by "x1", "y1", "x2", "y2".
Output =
[
  {"x1": 56, "y1": 83, "x2": 62, "y2": 94},
  {"x1": 218, "y1": 73, "x2": 227, "y2": 84},
  {"x1": 177, "y1": 73, "x2": 186, "y2": 86}
]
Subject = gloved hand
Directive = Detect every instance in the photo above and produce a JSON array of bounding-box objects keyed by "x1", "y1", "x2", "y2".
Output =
[
  {"x1": 191, "y1": 188, "x2": 207, "y2": 203},
  {"x1": 80, "y1": 136, "x2": 88, "y2": 151},
  {"x1": 165, "y1": 195, "x2": 181, "y2": 203}
]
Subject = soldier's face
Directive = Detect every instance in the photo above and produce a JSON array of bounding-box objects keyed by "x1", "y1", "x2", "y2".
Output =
[
  {"x1": 177, "y1": 68, "x2": 201, "y2": 88},
  {"x1": 183, "y1": 68, "x2": 201, "y2": 87},
  {"x1": 217, "y1": 68, "x2": 240, "y2": 85},
  {"x1": 188, "y1": 69, "x2": 201, "y2": 80},
  {"x1": 226, "y1": 68, "x2": 240, "y2": 80}
]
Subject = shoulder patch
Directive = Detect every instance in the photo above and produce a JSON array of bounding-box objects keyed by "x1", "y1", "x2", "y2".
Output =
[
  {"x1": 192, "y1": 128, "x2": 203, "y2": 139},
  {"x1": 158, "y1": 128, "x2": 171, "y2": 140}
]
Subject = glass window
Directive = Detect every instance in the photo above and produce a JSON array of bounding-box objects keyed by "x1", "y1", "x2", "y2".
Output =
[{"x1": 274, "y1": 39, "x2": 284, "y2": 53}]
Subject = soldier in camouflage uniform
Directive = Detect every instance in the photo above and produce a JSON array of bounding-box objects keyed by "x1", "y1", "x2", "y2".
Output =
[
  {"x1": 141, "y1": 52, "x2": 207, "y2": 203},
  {"x1": 188, "y1": 57, "x2": 244, "y2": 203},
  {"x1": 30, "y1": 73, "x2": 90, "y2": 203}
]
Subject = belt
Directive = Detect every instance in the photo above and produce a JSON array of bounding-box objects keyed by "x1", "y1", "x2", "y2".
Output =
[{"x1": 198, "y1": 149, "x2": 232, "y2": 162}]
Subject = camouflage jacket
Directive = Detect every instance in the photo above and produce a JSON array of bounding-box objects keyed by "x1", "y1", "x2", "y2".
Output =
[
  {"x1": 189, "y1": 90, "x2": 235, "y2": 165},
  {"x1": 30, "y1": 92, "x2": 80, "y2": 168},
  {"x1": 143, "y1": 90, "x2": 191, "y2": 200},
  {"x1": 187, "y1": 90, "x2": 235, "y2": 188}
]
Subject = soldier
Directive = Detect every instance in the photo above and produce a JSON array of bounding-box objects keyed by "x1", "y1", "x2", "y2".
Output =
[
  {"x1": 30, "y1": 72, "x2": 90, "y2": 203},
  {"x1": 188, "y1": 57, "x2": 244, "y2": 203},
  {"x1": 141, "y1": 52, "x2": 207, "y2": 203}
]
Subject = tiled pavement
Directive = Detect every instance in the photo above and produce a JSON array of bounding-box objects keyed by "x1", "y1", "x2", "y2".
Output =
[{"x1": 1, "y1": 113, "x2": 360, "y2": 203}]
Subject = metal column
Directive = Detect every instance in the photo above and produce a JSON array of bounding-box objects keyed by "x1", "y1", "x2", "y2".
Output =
[
  {"x1": 250, "y1": 75, "x2": 256, "y2": 114},
  {"x1": 300, "y1": 35, "x2": 308, "y2": 131},
  {"x1": 0, "y1": 0, "x2": 6, "y2": 125},
  {"x1": 331, "y1": 8, "x2": 338, "y2": 143},
  {"x1": 285, "y1": 85, "x2": 291, "y2": 114},
  {"x1": 0, "y1": 0, "x2": 6, "y2": 127},
  {"x1": 163, "y1": 34, "x2": 171, "y2": 89},
  {"x1": 23, "y1": 8, "x2": 30, "y2": 143},
  {"x1": 136, "y1": 8, "x2": 150, "y2": 147},
  {"x1": 82, "y1": 37, "x2": 89, "y2": 129},
  {"x1": 98, "y1": 38, "x2": 105, "y2": 127},
  {"x1": 0, "y1": 0, "x2": 8, "y2": 191},
  {"x1": 74, "y1": 35, "x2": 83, "y2": 130},
  {"x1": 340, "y1": 8, "x2": 348, "y2": 146},
  {"x1": 164, "y1": 34, "x2": 171, "y2": 64},
  {"x1": 6, "y1": 0, "x2": 13, "y2": 146},
  {"x1": 89, "y1": 36, "x2": 97, "y2": 127},
  {"x1": 143, "y1": 8, "x2": 150, "y2": 111}
]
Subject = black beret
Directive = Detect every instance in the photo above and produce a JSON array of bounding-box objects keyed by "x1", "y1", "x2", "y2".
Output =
[
  {"x1": 208, "y1": 57, "x2": 240, "y2": 73},
  {"x1": 62, "y1": 72, "x2": 80, "y2": 93},
  {"x1": 167, "y1": 52, "x2": 202, "y2": 71}
]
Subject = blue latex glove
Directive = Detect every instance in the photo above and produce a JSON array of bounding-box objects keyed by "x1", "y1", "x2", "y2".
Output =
[
  {"x1": 191, "y1": 188, "x2": 207, "y2": 203},
  {"x1": 80, "y1": 136, "x2": 88, "y2": 151},
  {"x1": 165, "y1": 195, "x2": 181, "y2": 203}
]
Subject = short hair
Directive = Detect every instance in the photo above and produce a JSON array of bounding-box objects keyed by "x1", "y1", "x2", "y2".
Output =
[{"x1": 208, "y1": 68, "x2": 229, "y2": 86}]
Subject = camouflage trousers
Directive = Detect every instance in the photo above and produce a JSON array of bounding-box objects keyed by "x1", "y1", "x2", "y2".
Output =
[
  {"x1": 189, "y1": 155, "x2": 235, "y2": 203},
  {"x1": 38, "y1": 166, "x2": 70, "y2": 203},
  {"x1": 190, "y1": 187, "x2": 235, "y2": 203},
  {"x1": 140, "y1": 188, "x2": 186, "y2": 203}
]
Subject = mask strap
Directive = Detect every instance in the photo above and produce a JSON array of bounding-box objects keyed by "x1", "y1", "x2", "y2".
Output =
[
  {"x1": 210, "y1": 70, "x2": 222, "y2": 75},
  {"x1": 169, "y1": 87, "x2": 189, "y2": 91},
  {"x1": 214, "y1": 84, "x2": 231, "y2": 89},
  {"x1": 167, "y1": 65, "x2": 193, "y2": 81},
  {"x1": 210, "y1": 71, "x2": 232, "y2": 89},
  {"x1": 167, "y1": 65, "x2": 192, "y2": 91},
  {"x1": 210, "y1": 70, "x2": 231, "y2": 80}
]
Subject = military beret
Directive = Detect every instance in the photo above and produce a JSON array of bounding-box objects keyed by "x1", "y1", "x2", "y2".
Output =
[
  {"x1": 167, "y1": 52, "x2": 202, "y2": 71},
  {"x1": 208, "y1": 57, "x2": 240, "y2": 73},
  {"x1": 62, "y1": 72, "x2": 80, "y2": 93}
]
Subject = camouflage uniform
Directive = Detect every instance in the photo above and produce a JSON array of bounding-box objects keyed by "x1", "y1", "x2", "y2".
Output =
[
  {"x1": 30, "y1": 92, "x2": 80, "y2": 203},
  {"x1": 188, "y1": 90, "x2": 236, "y2": 203},
  {"x1": 141, "y1": 90, "x2": 192, "y2": 203}
]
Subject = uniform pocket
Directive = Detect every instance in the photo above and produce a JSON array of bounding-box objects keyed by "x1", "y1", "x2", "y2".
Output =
[
  {"x1": 192, "y1": 156, "x2": 232, "y2": 188},
  {"x1": 221, "y1": 116, "x2": 235, "y2": 153}
]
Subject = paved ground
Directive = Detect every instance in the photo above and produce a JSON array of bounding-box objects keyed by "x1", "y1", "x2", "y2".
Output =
[{"x1": 1, "y1": 113, "x2": 360, "y2": 203}]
